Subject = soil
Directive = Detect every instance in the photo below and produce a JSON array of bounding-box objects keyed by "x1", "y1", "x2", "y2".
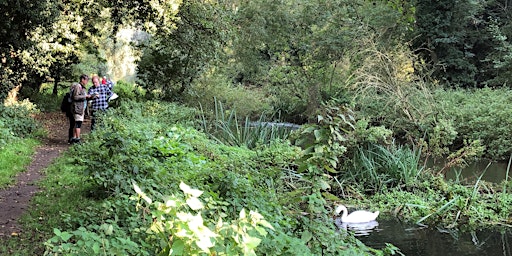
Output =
[{"x1": 0, "y1": 112, "x2": 90, "y2": 237}]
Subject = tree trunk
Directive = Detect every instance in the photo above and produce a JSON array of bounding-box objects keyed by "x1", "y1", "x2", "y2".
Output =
[{"x1": 53, "y1": 77, "x2": 60, "y2": 95}]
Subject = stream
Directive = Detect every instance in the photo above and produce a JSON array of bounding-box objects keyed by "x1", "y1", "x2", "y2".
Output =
[
  {"x1": 345, "y1": 160, "x2": 512, "y2": 255},
  {"x1": 349, "y1": 217, "x2": 512, "y2": 255}
]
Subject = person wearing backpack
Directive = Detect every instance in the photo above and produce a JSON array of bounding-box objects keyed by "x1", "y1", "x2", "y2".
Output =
[
  {"x1": 69, "y1": 74, "x2": 97, "y2": 144},
  {"x1": 60, "y1": 89, "x2": 74, "y2": 143}
]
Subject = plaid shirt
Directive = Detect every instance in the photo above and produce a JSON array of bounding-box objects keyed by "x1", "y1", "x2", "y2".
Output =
[{"x1": 88, "y1": 85, "x2": 113, "y2": 110}]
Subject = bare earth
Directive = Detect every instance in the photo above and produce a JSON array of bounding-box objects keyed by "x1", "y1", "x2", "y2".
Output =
[{"x1": 0, "y1": 112, "x2": 90, "y2": 237}]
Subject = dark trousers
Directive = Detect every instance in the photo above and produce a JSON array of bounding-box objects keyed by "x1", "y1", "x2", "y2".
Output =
[{"x1": 68, "y1": 114, "x2": 75, "y2": 141}]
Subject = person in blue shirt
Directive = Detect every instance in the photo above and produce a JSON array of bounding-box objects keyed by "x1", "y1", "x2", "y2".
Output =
[
  {"x1": 106, "y1": 77, "x2": 115, "y2": 91},
  {"x1": 88, "y1": 75, "x2": 113, "y2": 131}
]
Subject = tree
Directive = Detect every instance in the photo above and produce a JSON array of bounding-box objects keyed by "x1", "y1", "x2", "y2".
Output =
[
  {"x1": 412, "y1": 0, "x2": 484, "y2": 87},
  {"x1": 230, "y1": 0, "x2": 411, "y2": 123},
  {"x1": 0, "y1": 0, "x2": 59, "y2": 100},
  {"x1": 136, "y1": 0, "x2": 228, "y2": 101}
]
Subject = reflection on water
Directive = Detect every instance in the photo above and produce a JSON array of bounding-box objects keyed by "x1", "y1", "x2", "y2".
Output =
[
  {"x1": 335, "y1": 219, "x2": 379, "y2": 236},
  {"x1": 440, "y1": 160, "x2": 510, "y2": 184},
  {"x1": 356, "y1": 218, "x2": 512, "y2": 256}
]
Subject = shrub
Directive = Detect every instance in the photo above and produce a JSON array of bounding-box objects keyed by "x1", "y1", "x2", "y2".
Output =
[
  {"x1": 111, "y1": 80, "x2": 146, "y2": 102},
  {"x1": 0, "y1": 102, "x2": 39, "y2": 138},
  {"x1": 61, "y1": 99, "x2": 381, "y2": 255},
  {"x1": 435, "y1": 87, "x2": 512, "y2": 160},
  {"x1": 185, "y1": 74, "x2": 273, "y2": 120}
]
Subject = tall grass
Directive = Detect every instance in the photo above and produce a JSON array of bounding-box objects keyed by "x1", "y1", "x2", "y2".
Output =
[
  {"x1": 201, "y1": 99, "x2": 295, "y2": 149},
  {"x1": 351, "y1": 143, "x2": 423, "y2": 191}
]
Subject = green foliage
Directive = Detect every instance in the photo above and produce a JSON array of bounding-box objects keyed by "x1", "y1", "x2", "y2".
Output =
[
  {"x1": 412, "y1": 0, "x2": 482, "y2": 86},
  {"x1": 230, "y1": 0, "x2": 405, "y2": 123},
  {"x1": 202, "y1": 100, "x2": 295, "y2": 149},
  {"x1": 296, "y1": 103, "x2": 392, "y2": 179},
  {"x1": 0, "y1": 0, "x2": 59, "y2": 100},
  {"x1": 483, "y1": 21, "x2": 512, "y2": 87},
  {"x1": 73, "y1": 100, "x2": 198, "y2": 194},
  {"x1": 133, "y1": 182, "x2": 273, "y2": 255},
  {"x1": 45, "y1": 225, "x2": 142, "y2": 256},
  {"x1": 111, "y1": 80, "x2": 146, "y2": 102},
  {"x1": 0, "y1": 138, "x2": 38, "y2": 188},
  {"x1": 136, "y1": 0, "x2": 228, "y2": 101},
  {"x1": 350, "y1": 143, "x2": 424, "y2": 192},
  {"x1": 0, "y1": 119, "x2": 16, "y2": 146},
  {"x1": 0, "y1": 103, "x2": 39, "y2": 138},
  {"x1": 185, "y1": 74, "x2": 273, "y2": 119},
  {"x1": 50, "y1": 99, "x2": 383, "y2": 255},
  {"x1": 435, "y1": 88, "x2": 512, "y2": 160}
]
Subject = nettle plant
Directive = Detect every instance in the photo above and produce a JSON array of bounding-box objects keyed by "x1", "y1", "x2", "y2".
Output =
[{"x1": 134, "y1": 181, "x2": 274, "y2": 256}]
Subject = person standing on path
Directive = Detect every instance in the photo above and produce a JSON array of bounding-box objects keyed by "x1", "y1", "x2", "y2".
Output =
[
  {"x1": 70, "y1": 74, "x2": 96, "y2": 143},
  {"x1": 88, "y1": 75, "x2": 113, "y2": 131}
]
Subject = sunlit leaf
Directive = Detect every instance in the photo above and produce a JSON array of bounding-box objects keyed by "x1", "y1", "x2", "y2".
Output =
[
  {"x1": 243, "y1": 235, "x2": 261, "y2": 249},
  {"x1": 186, "y1": 197, "x2": 204, "y2": 210},
  {"x1": 180, "y1": 181, "x2": 203, "y2": 197}
]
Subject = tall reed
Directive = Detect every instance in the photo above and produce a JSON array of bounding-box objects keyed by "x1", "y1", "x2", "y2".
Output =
[
  {"x1": 201, "y1": 99, "x2": 294, "y2": 148},
  {"x1": 351, "y1": 143, "x2": 423, "y2": 190}
]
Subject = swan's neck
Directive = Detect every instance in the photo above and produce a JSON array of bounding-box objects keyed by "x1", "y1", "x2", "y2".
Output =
[{"x1": 335, "y1": 205, "x2": 348, "y2": 219}]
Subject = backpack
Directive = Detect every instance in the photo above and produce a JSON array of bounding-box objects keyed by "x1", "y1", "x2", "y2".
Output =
[{"x1": 60, "y1": 92, "x2": 72, "y2": 113}]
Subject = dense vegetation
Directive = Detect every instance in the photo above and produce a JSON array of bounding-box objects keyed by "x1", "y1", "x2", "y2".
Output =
[{"x1": 2, "y1": 0, "x2": 512, "y2": 255}]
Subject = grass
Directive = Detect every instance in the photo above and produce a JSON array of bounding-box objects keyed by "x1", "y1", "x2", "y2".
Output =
[
  {"x1": 0, "y1": 138, "x2": 39, "y2": 188},
  {"x1": 202, "y1": 99, "x2": 294, "y2": 149},
  {"x1": 0, "y1": 155, "x2": 99, "y2": 255},
  {"x1": 351, "y1": 143, "x2": 423, "y2": 192}
]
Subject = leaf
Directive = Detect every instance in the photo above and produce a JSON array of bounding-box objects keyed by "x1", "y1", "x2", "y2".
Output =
[
  {"x1": 301, "y1": 230, "x2": 313, "y2": 242},
  {"x1": 104, "y1": 224, "x2": 114, "y2": 236},
  {"x1": 171, "y1": 239, "x2": 185, "y2": 255},
  {"x1": 243, "y1": 235, "x2": 261, "y2": 250},
  {"x1": 133, "y1": 182, "x2": 152, "y2": 204},
  {"x1": 324, "y1": 164, "x2": 337, "y2": 174},
  {"x1": 59, "y1": 232, "x2": 73, "y2": 242},
  {"x1": 186, "y1": 197, "x2": 204, "y2": 210},
  {"x1": 239, "y1": 208, "x2": 247, "y2": 219},
  {"x1": 196, "y1": 236, "x2": 215, "y2": 252},
  {"x1": 318, "y1": 179, "x2": 331, "y2": 190},
  {"x1": 314, "y1": 129, "x2": 322, "y2": 141},
  {"x1": 92, "y1": 242, "x2": 100, "y2": 254},
  {"x1": 180, "y1": 182, "x2": 203, "y2": 197}
]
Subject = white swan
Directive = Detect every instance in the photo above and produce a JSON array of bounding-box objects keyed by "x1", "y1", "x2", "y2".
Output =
[{"x1": 335, "y1": 204, "x2": 379, "y2": 223}]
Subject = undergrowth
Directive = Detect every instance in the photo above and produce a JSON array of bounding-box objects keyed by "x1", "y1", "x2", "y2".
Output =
[{"x1": 38, "y1": 100, "x2": 388, "y2": 255}]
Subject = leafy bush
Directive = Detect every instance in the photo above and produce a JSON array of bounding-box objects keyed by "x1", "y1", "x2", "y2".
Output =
[
  {"x1": 296, "y1": 103, "x2": 392, "y2": 180},
  {"x1": 112, "y1": 80, "x2": 146, "y2": 102},
  {"x1": 135, "y1": 182, "x2": 273, "y2": 255},
  {"x1": 0, "y1": 119, "x2": 16, "y2": 146},
  {"x1": 185, "y1": 74, "x2": 273, "y2": 120},
  {"x1": 45, "y1": 182, "x2": 274, "y2": 256},
  {"x1": 0, "y1": 102, "x2": 39, "y2": 138},
  {"x1": 59, "y1": 99, "x2": 381, "y2": 255},
  {"x1": 45, "y1": 224, "x2": 142, "y2": 256},
  {"x1": 435, "y1": 87, "x2": 512, "y2": 160}
]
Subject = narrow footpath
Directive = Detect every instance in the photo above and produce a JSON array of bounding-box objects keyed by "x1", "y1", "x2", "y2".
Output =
[{"x1": 0, "y1": 112, "x2": 89, "y2": 237}]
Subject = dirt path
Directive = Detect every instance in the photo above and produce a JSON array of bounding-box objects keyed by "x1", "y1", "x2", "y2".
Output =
[{"x1": 0, "y1": 112, "x2": 90, "y2": 237}]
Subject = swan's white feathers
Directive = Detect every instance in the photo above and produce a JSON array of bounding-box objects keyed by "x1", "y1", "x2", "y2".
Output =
[{"x1": 335, "y1": 204, "x2": 379, "y2": 223}]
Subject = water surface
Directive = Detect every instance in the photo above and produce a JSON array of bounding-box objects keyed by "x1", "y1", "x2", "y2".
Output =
[{"x1": 350, "y1": 218, "x2": 512, "y2": 255}]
